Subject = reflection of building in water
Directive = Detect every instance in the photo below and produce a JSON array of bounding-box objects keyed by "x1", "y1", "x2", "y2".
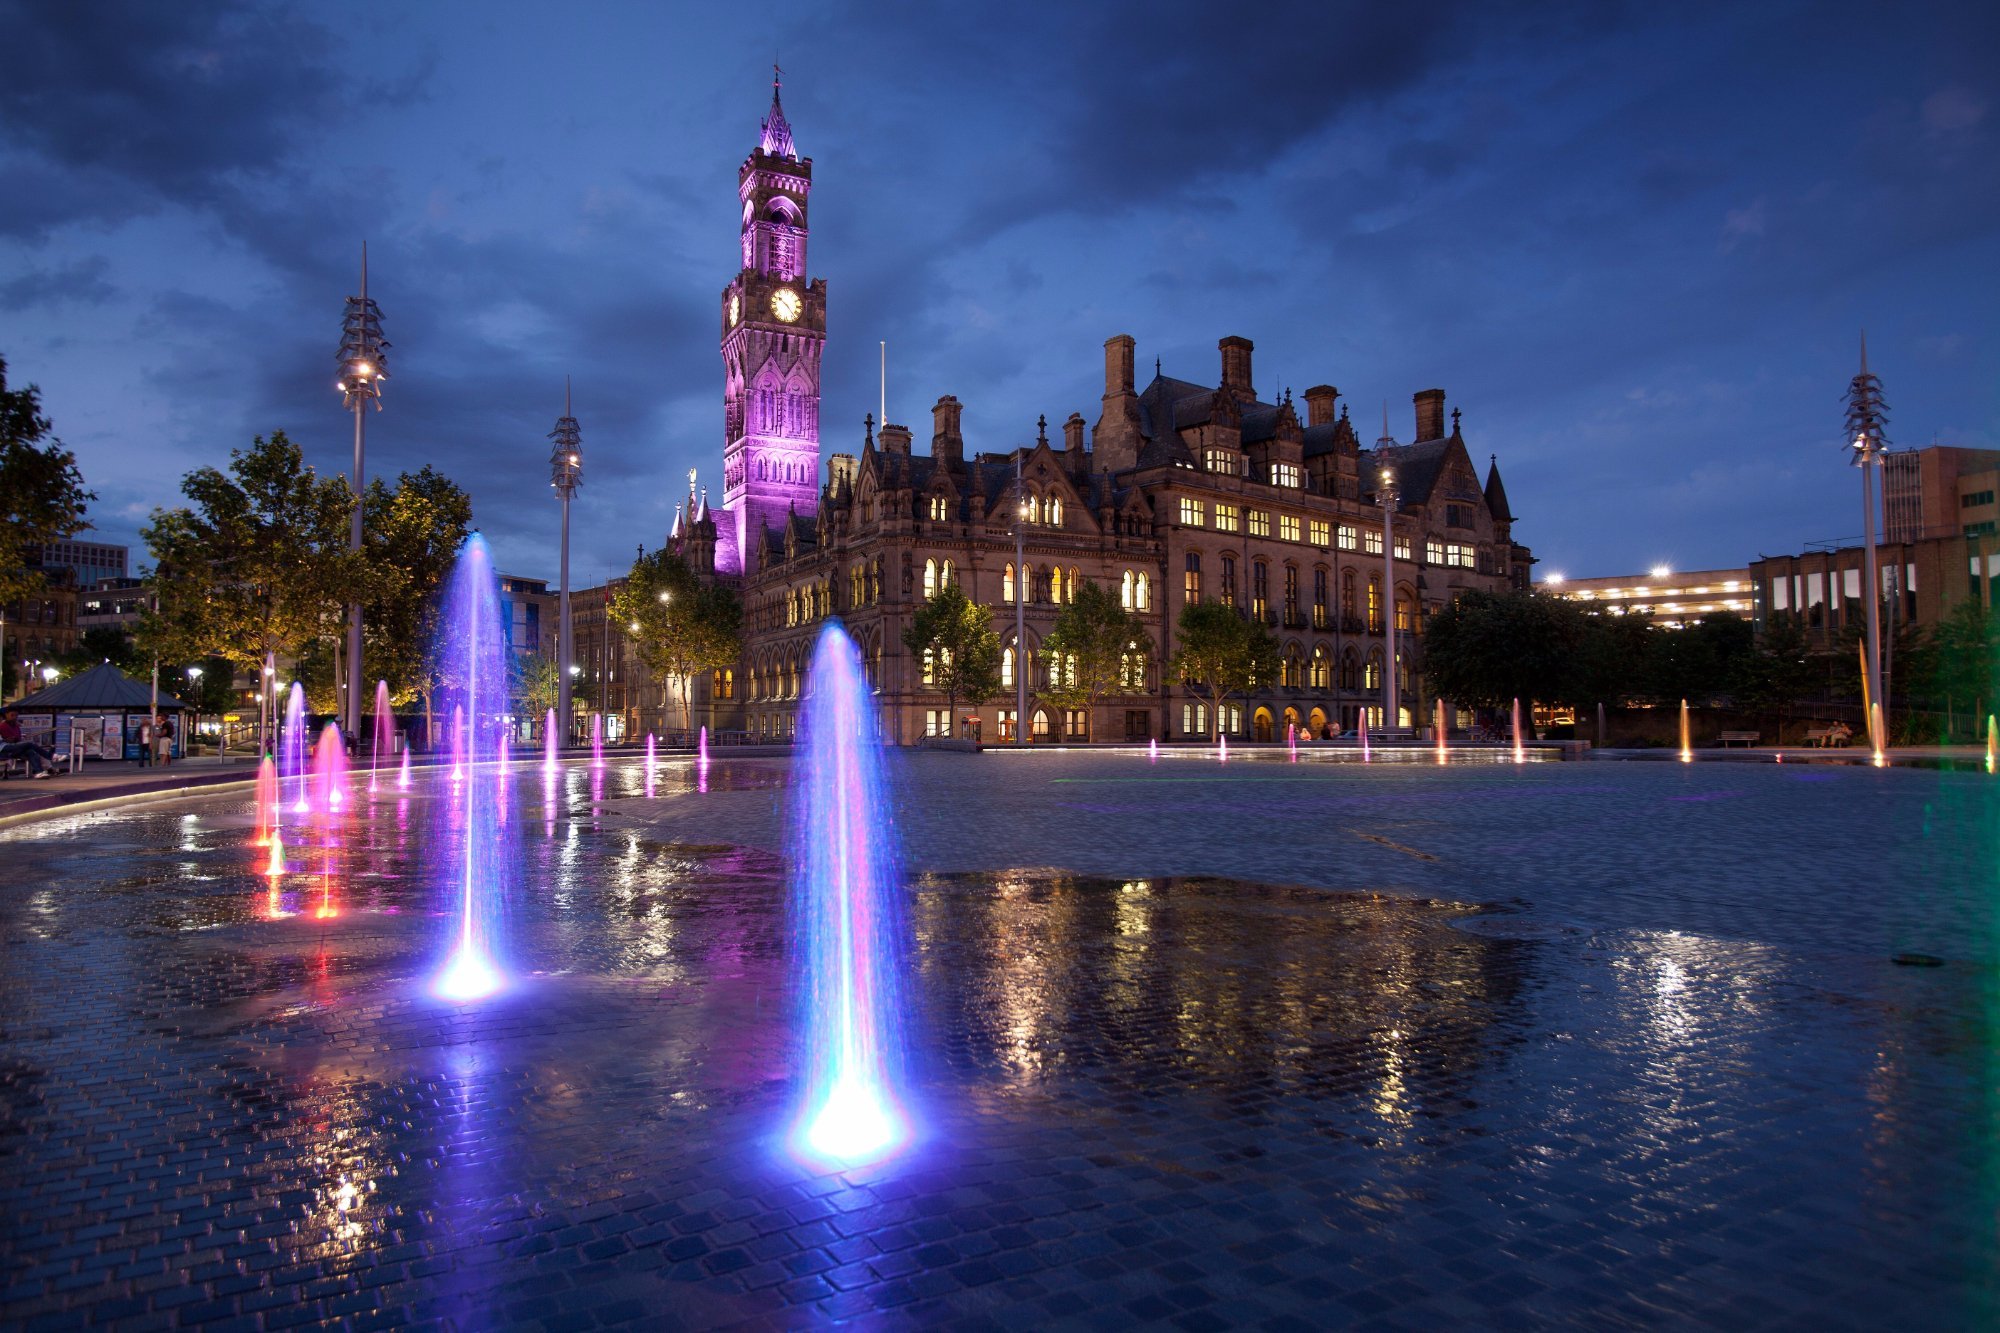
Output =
[{"x1": 917, "y1": 872, "x2": 1530, "y2": 1137}]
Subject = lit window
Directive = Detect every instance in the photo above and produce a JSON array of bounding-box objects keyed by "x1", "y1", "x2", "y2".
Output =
[
  {"x1": 1121, "y1": 570, "x2": 1134, "y2": 609},
  {"x1": 1395, "y1": 537, "x2": 1412, "y2": 560},
  {"x1": 1278, "y1": 515, "x2": 1300, "y2": 542},
  {"x1": 1214, "y1": 504, "x2": 1240, "y2": 532},
  {"x1": 924, "y1": 558, "x2": 939, "y2": 597},
  {"x1": 1002, "y1": 646, "x2": 1015, "y2": 688},
  {"x1": 1050, "y1": 567, "x2": 1065, "y2": 603},
  {"x1": 1426, "y1": 540, "x2": 1444, "y2": 565},
  {"x1": 1184, "y1": 552, "x2": 1202, "y2": 604},
  {"x1": 1179, "y1": 497, "x2": 1205, "y2": 526},
  {"x1": 1269, "y1": 462, "x2": 1302, "y2": 488},
  {"x1": 1003, "y1": 563, "x2": 1016, "y2": 602},
  {"x1": 1338, "y1": 524, "x2": 1359, "y2": 551},
  {"x1": 1047, "y1": 496, "x2": 1063, "y2": 526},
  {"x1": 1248, "y1": 510, "x2": 1271, "y2": 537},
  {"x1": 1309, "y1": 520, "x2": 1330, "y2": 546},
  {"x1": 1204, "y1": 448, "x2": 1235, "y2": 474},
  {"x1": 1365, "y1": 530, "x2": 1383, "y2": 556},
  {"x1": 1136, "y1": 572, "x2": 1151, "y2": 611},
  {"x1": 929, "y1": 495, "x2": 949, "y2": 521}
]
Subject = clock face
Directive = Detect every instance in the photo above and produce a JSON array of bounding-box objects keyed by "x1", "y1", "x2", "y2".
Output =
[
  {"x1": 728, "y1": 293, "x2": 740, "y2": 326},
  {"x1": 771, "y1": 288, "x2": 802, "y2": 323}
]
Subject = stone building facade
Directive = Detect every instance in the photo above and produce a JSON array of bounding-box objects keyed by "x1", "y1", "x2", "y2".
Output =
[{"x1": 645, "y1": 85, "x2": 1534, "y2": 746}]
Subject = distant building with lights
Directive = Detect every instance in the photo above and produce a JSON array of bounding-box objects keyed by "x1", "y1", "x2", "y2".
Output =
[{"x1": 1539, "y1": 567, "x2": 1752, "y2": 625}]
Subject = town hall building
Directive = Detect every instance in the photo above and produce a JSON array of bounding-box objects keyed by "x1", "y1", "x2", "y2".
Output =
[{"x1": 626, "y1": 81, "x2": 1536, "y2": 745}]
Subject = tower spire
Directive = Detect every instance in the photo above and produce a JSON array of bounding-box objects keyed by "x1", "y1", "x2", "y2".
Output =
[{"x1": 758, "y1": 61, "x2": 796, "y2": 158}]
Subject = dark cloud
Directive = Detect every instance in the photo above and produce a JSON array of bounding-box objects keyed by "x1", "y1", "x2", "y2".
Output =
[{"x1": 0, "y1": 257, "x2": 115, "y2": 309}]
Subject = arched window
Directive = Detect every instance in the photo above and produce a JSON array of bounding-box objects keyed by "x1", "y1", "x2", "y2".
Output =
[
  {"x1": 1048, "y1": 496, "x2": 1063, "y2": 526},
  {"x1": 1367, "y1": 575, "x2": 1382, "y2": 633},
  {"x1": 941, "y1": 558, "x2": 955, "y2": 587},
  {"x1": 1136, "y1": 572, "x2": 1151, "y2": 612},
  {"x1": 924, "y1": 558, "x2": 939, "y2": 598},
  {"x1": 1121, "y1": 570, "x2": 1135, "y2": 610},
  {"x1": 1184, "y1": 553, "x2": 1201, "y2": 605},
  {"x1": 1068, "y1": 568, "x2": 1080, "y2": 604},
  {"x1": 1026, "y1": 494, "x2": 1041, "y2": 525},
  {"x1": 1363, "y1": 650, "x2": 1383, "y2": 690},
  {"x1": 1340, "y1": 647, "x2": 1359, "y2": 690},
  {"x1": 1003, "y1": 563, "x2": 1016, "y2": 602},
  {"x1": 922, "y1": 648, "x2": 937, "y2": 687},
  {"x1": 1395, "y1": 591, "x2": 1415, "y2": 634},
  {"x1": 1050, "y1": 566, "x2": 1065, "y2": 604},
  {"x1": 1310, "y1": 645, "x2": 1330, "y2": 690},
  {"x1": 1342, "y1": 569, "x2": 1357, "y2": 626},
  {"x1": 1220, "y1": 554, "x2": 1236, "y2": 607},
  {"x1": 1002, "y1": 645, "x2": 1015, "y2": 688},
  {"x1": 1282, "y1": 644, "x2": 1303, "y2": 688}
]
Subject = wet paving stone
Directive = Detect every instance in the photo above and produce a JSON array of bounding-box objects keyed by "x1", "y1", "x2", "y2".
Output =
[{"x1": 2, "y1": 755, "x2": 1999, "y2": 1327}]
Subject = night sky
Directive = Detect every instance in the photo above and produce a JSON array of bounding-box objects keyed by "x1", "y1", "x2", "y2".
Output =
[{"x1": 3, "y1": 1, "x2": 1994, "y2": 587}]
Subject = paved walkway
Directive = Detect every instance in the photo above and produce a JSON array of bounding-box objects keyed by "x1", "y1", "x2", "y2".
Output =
[{"x1": 1, "y1": 753, "x2": 1996, "y2": 1328}]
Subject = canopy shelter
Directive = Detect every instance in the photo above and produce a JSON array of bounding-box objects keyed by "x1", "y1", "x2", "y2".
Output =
[{"x1": 7, "y1": 662, "x2": 185, "y2": 761}]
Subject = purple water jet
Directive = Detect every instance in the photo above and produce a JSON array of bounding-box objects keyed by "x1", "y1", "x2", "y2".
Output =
[
  {"x1": 789, "y1": 623, "x2": 910, "y2": 1168},
  {"x1": 431, "y1": 535, "x2": 511, "y2": 1003}
]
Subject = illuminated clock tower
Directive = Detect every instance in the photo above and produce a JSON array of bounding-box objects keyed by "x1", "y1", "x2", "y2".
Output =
[{"x1": 720, "y1": 70, "x2": 825, "y2": 575}]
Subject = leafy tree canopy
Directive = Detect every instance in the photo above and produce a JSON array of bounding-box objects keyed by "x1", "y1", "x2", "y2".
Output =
[
  {"x1": 901, "y1": 582, "x2": 1002, "y2": 724},
  {"x1": 0, "y1": 355, "x2": 95, "y2": 608},
  {"x1": 1039, "y1": 578, "x2": 1147, "y2": 725},
  {"x1": 609, "y1": 548, "x2": 742, "y2": 732},
  {"x1": 1169, "y1": 601, "x2": 1278, "y2": 739},
  {"x1": 1421, "y1": 589, "x2": 1587, "y2": 712}
]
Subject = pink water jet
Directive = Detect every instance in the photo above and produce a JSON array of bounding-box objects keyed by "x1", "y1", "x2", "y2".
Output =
[
  {"x1": 284, "y1": 685, "x2": 311, "y2": 816},
  {"x1": 645, "y1": 732, "x2": 657, "y2": 799},
  {"x1": 1287, "y1": 722, "x2": 1298, "y2": 762},
  {"x1": 543, "y1": 708, "x2": 558, "y2": 777},
  {"x1": 397, "y1": 747, "x2": 411, "y2": 791},
  {"x1": 252, "y1": 756, "x2": 278, "y2": 847},
  {"x1": 450, "y1": 705, "x2": 466, "y2": 782},
  {"x1": 316, "y1": 722, "x2": 348, "y2": 815},
  {"x1": 698, "y1": 724, "x2": 709, "y2": 768},
  {"x1": 1360, "y1": 716, "x2": 1371, "y2": 762},
  {"x1": 1148, "y1": 738, "x2": 1158, "y2": 762},
  {"x1": 1218, "y1": 734, "x2": 1228, "y2": 763},
  {"x1": 371, "y1": 681, "x2": 393, "y2": 793},
  {"x1": 591, "y1": 713, "x2": 603, "y2": 768},
  {"x1": 263, "y1": 831, "x2": 286, "y2": 878}
]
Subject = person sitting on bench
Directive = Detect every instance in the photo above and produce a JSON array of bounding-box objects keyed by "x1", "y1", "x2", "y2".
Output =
[{"x1": 0, "y1": 709, "x2": 56, "y2": 778}]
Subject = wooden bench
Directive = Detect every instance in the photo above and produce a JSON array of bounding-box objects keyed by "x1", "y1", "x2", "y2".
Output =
[
  {"x1": 1718, "y1": 731, "x2": 1760, "y2": 748},
  {"x1": 1803, "y1": 726, "x2": 1851, "y2": 748}
]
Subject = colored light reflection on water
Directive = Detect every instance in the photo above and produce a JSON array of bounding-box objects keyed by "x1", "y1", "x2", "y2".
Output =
[
  {"x1": 788, "y1": 623, "x2": 910, "y2": 1169},
  {"x1": 430, "y1": 535, "x2": 509, "y2": 1004}
]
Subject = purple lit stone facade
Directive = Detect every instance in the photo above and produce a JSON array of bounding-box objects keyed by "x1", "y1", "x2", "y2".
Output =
[{"x1": 717, "y1": 83, "x2": 824, "y2": 577}]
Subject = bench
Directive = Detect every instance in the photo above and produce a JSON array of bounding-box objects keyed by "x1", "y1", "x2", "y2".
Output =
[
  {"x1": 1718, "y1": 731, "x2": 1761, "y2": 748},
  {"x1": 1803, "y1": 726, "x2": 1852, "y2": 748}
]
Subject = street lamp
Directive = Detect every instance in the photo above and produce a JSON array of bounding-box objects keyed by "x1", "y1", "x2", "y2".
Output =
[
  {"x1": 1846, "y1": 335, "x2": 1889, "y2": 755},
  {"x1": 187, "y1": 665, "x2": 204, "y2": 756},
  {"x1": 1378, "y1": 464, "x2": 1400, "y2": 731},
  {"x1": 550, "y1": 379, "x2": 583, "y2": 747},
  {"x1": 337, "y1": 244, "x2": 389, "y2": 740},
  {"x1": 40, "y1": 665, "x2": 57, "y2": 684}
]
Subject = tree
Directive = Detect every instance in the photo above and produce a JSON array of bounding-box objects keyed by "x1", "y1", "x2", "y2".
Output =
[
  {"x1": 1643, "y1": 614, "x2": 1754, "y2": 706},
  {"x1": 609, "y1": 548, "x2": 742, "y2": 733},
  {"x1": 140, "y1": 432, "x2": 357, "y2": 691},
  {"x1": 1420, "y1": 589, "x2": 1586, "y2": 715},
  {"x1": 1170, "y1": 601, "x2": 1277, "y2": 741},
  {"x1": 362, "y1": 467, "x2": 474, "y2": 707},
  {"x1": 56, "y1": 625, "x2": 140, "y2": 676},
  {"x1": 901, "y1": 582, "x2": 1002, "y2": 729},
  {"x1": 1732, "y1": 611, "x2": 1819, "y2": 738},
  {"x1": 1928, "y1": 600, "x2": 1996, "y2": 736},
  {"x1": 1038, "y1": 578, "x2": 1146, "y2": 738},
  {"x1": 1, "y1": 355, "x2": 95, "y2": 608}
]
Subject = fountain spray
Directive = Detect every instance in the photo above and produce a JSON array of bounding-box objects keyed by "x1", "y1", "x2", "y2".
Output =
[
  {"x1": 644, "y1": 733, "x2": 657, "y2": 800},
  {"x1": 1434, "y1": 699, "x2": 1448, "y2": 764},
  {"x1": 1987, "y1": 715, "x2": 1995, "y2": 774},
  {"x1": 397, "y1": 747, "x2": 411, "y2": 791},
  {"x1": 1679, "y1": 699, "x2": 1692, "y2": 763},
  {"x1": 253, "y1": 756, "x2": 278, "y2": 847},
  {"x1": 790, "y1": 623, "x2": 909, "y2": 1168},
  {"x1": 284, "y1": 684, "x2": 311, "y2": 816},
  {"x1": 1512, "y1": 698, "x2": 1525, "y2": 763},
  {"x1": 1360, "y1": 716, "x2": 1371, "y2": 762},
  {"x1": 432, "y1": 535, "x2": 510, "y2": 1003},
  {"x1": 371, "y1": 681, "x2": 392, "y2": 793}
]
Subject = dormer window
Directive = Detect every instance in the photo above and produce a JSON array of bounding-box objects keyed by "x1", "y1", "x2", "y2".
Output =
[
  {"x1": 1204, "y1": 448, "x2": 1237, "y2": 475},
  {"x1": 928, "y1": 495, "x2": 949, "y2": 521},
  {"x1": 1268, "y1": 462, "x2": 1302, "y2": 488}
]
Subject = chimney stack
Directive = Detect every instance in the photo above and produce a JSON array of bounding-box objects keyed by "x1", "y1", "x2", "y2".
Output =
[
  {"x1": 1063, "y1": 412, "x2": 1086, "y2": 456},
  {"x1": 1414, "y1": 388, "x2": 1446, "y2": 442},
  {"x1": 1219, "y1": 336, "x2": 1255, "y2": 402},
  {"x1": 1104, "y1": 333, "x2": 1136, "y2": 398},
  {"x1": 1303, "y1": 385, "x2": 1339, "y2": 428},
  {"x1": 879, "y1": 422, "x2": 912, "y2": 455},
  {"x1": 930, "y1": 394, "x2": 964, "y2": 464}
]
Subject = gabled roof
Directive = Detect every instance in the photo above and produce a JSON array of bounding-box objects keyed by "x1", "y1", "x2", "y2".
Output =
[
  {"x1": 1360, "y1": 437, "x2": 1454, "y2": 509},
  {"x1": 13, "y1": 661, "x2": 184, "y2": 712}
]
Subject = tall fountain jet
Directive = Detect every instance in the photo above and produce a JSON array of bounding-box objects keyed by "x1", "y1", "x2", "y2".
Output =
[
  {"x1": 790, "y1": 624, "x2": 910, "y2": 1167},
  {"x1": 432, "y1": 535, "x2": 511, "y2": 1002},
  {"x1": 371, "y1": 681, "x2": 394, "y2": 793},
  {"x1": 283, "y1": 684, "x2": 311, "y2": 817}
]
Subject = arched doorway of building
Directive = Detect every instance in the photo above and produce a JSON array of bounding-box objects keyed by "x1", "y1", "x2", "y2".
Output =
[
  {"x1": 1031, "y1": 708, "x2": 1052, "y2": 742},
  {"x1": 1308, "y1": 707, "x2": 1328, "y2": 738},
  {"x1": 1282, "y1": 706, "x2": 1301, "y2": 737},
  {"x1": 1252, "y1": 707, "x2": 1274, "y2": 742}
]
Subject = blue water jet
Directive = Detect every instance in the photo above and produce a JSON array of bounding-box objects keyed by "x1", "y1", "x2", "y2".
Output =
[
  {"x1": 789, "y1": 623, "x2": 911, "y2": 1168},
  {"x1": 431, "y1": 535, "x2": 510, "y2": 1002}
]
